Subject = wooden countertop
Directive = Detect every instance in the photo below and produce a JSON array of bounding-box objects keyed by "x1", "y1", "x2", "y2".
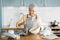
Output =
[
  {"x1": 0, "y1": 33, "x2": 60, "y2": 40},
  {"x1": 20, "y1": 34, "x2": 47, "y2": 40},
  {"x1": 11, "y1": 34, "x2": 60, "y2": 40},
  {"x1": 7, "y1": 34, "x2": 60, "y2": 40}
]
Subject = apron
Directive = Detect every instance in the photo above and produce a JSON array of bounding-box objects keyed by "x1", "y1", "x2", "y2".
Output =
[
  {"x1": 24, "y1": 15, "x2": 39, "y2": 34},
  {"x1": 24, "y1": 14, "x2": 38, "y2": 30},
  {"x1": 19, "y1": 14, "x2": 39, "y2": 35}
]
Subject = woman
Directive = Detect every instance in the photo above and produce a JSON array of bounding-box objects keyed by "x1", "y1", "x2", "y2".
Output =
[{"x1": 16, "y1": 4, "x2": 43, "y2": 35}]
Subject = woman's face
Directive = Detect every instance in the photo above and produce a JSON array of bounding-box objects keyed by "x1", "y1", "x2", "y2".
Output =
[{"x1": 29, "y1": 8, "x2": 36, "y2": 14}]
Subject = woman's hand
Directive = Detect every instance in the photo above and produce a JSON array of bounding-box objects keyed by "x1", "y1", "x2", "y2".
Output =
[{"x1": 16, "y1": 21, "x2": 25, "y2": 27}]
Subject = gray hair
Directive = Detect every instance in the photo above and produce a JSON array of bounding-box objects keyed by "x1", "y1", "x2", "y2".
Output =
[{"x1": 29, "y1": 3, "x2": 37, "y2": 9}]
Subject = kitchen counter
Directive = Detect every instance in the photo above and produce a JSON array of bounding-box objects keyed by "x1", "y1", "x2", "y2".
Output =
[{"x1": 0, "y1": 33, "x2": 60, "y2": 40}]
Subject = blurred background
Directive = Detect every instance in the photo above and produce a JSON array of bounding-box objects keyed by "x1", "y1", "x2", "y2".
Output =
[{"x1": 0, "y1": 0, "x2": 60, "y2": 33}]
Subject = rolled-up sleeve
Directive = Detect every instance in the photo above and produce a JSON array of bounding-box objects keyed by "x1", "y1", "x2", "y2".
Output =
[{"x1": 16, "y1": 15, "x2": 27, "y2": 27}]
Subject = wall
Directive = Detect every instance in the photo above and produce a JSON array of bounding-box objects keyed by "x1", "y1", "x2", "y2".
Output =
[
  {"x1": 45, "y1": 0, "x2": 60, "y2": 7},
  {"x1": 1, "y1": 0, "x2": 60, "y2": 29},
  {"x1": 0, "y1": 0, "x2": 2, "y2": 32}
]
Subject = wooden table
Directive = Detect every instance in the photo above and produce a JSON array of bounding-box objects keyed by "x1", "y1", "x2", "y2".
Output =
[
  {"x1": 0, "y1": 33, "x2": 60, "y2": 40},
  {"x1": 0, "y1": 34, "x2": 42, "y2": 40},
  {"x1": 0, "y1": 28, "x2": 60, "y2": 40},
  {"x1": 19, "y1": 34, "x2": 60, "y2": 40}
]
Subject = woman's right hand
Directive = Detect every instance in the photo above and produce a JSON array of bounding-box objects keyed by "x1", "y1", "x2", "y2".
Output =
[{"x1": 16, "y1": 21, "x2": 25, "y2": 27}]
